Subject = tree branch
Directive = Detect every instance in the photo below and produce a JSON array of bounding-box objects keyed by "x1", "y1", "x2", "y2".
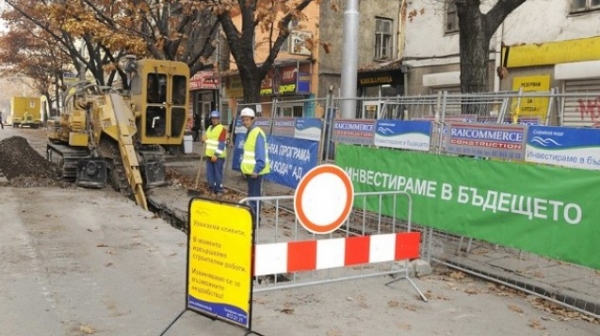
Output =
[
  {"x1": 485, "y1": 0, "x2": 527, "y2": 39},
  {"x1": 259, "y1": 0, "x2": 313, "y2": 75}
]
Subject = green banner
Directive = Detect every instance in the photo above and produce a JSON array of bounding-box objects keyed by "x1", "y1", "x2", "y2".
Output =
[{"x1": 336, "y1": 144, "x2": 600, "y2": 270}]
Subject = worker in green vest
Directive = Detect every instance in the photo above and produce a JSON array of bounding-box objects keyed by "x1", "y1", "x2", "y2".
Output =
[
  {"x1": 240, "y1": 107, "x2": 270, "y2": 225},
  {"x1": 204, "y1": 110, "x2": 227, "y2": 196}
]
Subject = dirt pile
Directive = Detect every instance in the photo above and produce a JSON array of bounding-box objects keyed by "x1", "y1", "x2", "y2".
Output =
[
  {"x1": 165, "y1": 168, "x2": 241, "y2": 203},
  {"x1": 0, "y1": 136, "x2": 65, "y2": 187}
]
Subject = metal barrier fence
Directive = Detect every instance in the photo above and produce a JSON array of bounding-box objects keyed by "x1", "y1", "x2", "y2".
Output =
[
  {"x1": 420, "y1": 227, "x2": 600, "y2": 318},
  {"x1": 239, "y1": 191, "x2": 427, "y2": 301},
  {"x1": 226, "y1": 90, "x2": 600, "y2": 317}
]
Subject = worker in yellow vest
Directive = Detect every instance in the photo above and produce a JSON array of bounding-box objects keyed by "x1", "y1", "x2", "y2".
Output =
[
  {"x1": 203, "y1": 110, "x2": 227, "y2": 196},
  {"x1": 240, "y1": 107, "x2": 270, "y2": 225}
]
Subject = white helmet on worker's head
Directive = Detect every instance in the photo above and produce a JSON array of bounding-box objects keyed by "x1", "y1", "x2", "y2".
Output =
[{"x1": 240, "y1": 107, "x2": 255, "y2": 118}]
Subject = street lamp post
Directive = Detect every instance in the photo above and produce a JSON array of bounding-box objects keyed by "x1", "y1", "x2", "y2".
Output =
[{"x1": 340, "y1": 0, "x2": 359, "y2": 119}]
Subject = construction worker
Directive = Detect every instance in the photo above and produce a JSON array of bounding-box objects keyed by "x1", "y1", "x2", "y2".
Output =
[
  {"x1": 203, "y1": 110, "x2": 227, "y2": 196},
  {"x1": 240, "y1": 107, "x2": 270, "y2": 225}
]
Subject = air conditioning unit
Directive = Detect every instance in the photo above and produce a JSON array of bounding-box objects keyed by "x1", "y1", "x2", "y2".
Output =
[{"x1": 290, "y1": 31, "x2": 312, "y2": 56}]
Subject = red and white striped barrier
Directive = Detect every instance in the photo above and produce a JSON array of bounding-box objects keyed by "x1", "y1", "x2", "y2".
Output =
[{"x1": 253, "y1": 232, "x2": 421, "y2": 276}]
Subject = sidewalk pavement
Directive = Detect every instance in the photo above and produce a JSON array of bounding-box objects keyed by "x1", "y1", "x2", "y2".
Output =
[{"x1": 161, "y1": 141, "x2": 600, "y2": 317}]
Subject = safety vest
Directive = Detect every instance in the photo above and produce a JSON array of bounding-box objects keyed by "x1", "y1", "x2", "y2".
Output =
[
  {"x1": 205, "y1": 124, "x2": 226, "y2": 158},
  {"x1": 241, "y1": 127, "x2": 270, "y2": 175}
]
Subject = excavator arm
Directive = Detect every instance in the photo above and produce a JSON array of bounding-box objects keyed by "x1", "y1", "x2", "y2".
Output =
[{"x1": 108, "y1": 93, "x2": 148, "y2": 210}]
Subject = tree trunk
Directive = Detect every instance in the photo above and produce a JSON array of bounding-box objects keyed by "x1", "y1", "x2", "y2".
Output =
[
  {"x1": 456, "y1": 1, "x2": 490, "y2": 94},
  {"x1": 456, "y1": 1, "x2": 491, "y2": 115},
  {"x1": 239, "y1": 67, "x2": 262, "y2": 105},
  {"x1": 455, "y1": 0, "x2": 528, "y2": 115}
]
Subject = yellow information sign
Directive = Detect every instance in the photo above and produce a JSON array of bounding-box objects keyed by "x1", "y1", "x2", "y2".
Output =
[
  {"x1": 187, "y1": 198, "x2": 253, "y2": 328},
  {"x1": 512, "y1": 75, "x2": 551, "y2": 120}
]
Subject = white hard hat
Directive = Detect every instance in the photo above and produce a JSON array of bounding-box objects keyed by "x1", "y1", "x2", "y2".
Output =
[{"x1": 240, "y1": 107, "x2": 255, "y2": 118}]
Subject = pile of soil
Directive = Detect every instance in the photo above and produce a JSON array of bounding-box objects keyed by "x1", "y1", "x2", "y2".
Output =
[
  {"x1": 165, "y1": 168, "x2": 240, "y2": 203},
  {"x1": 0, "y1": 136, "x2": 66, "y2": 187}
]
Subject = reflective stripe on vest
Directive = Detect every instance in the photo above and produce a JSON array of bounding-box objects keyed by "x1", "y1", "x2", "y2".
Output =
[
  {"x1": 205, "y1": 124, "x2": 226, "y2": 158},
  {"x1": 241, "y1": 127, "x2": 270, "y2": 175}
]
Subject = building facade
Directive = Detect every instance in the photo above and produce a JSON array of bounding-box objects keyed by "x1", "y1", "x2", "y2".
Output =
[
  {"x1": 222, "y1": 3, "x2": 321, "y2": 119},
  {"x1": 219, "y1": 1, "x2": 408, "y2": 120},
  {"x1": 188, "y1": 71, "x2": 220, "y2": 131},
  {"x1": 401, "y1": 0, "x2": 600, "y2": 125},
  {"x1": 318, "y1": 0, "x2": 406, "y2": 118}
]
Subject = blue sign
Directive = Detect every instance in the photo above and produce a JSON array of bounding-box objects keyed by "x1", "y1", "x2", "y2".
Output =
[
  {"x1": 231, "y1": 133, "x2": 246, "y2": 171},
  {"x1": 294, "y1": 118, "x2": 323, "y2": 141},
  {"x1": 265, "y1": 135, "x2": 318, "y2": 189},
  {"x1": 526, "y1": 126, "x2": 600, "y2": 170},
  {"x1": 444, "y1": 122, "x2": 527, "y2": 159},
  {"x1": 234, "y1": 118, "x2": 246, "y2": 134},
  {"x1": 374, "y1": 120, "x2": 432, "y2": 151},
  {"x1": 297, "y1": 72, "x2": 311, "y2": 94}
]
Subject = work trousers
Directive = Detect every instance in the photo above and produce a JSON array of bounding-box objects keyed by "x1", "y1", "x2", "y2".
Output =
[
  {"x1": 246, "y1": 174, "x2": 262, "y2": 226},
  {"x1": 206, "y1": 158, "x2": 225, "y2": 194}
]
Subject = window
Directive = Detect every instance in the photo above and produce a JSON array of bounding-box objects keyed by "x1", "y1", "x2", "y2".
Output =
[
  {"x1": 571, "y1": 0, "x2": 600, "y2": 12},
  {"x1": 276, "y1": 104, "x2": 303, "y2": 117},
  {"x1": 172, "y1": 75, "x2": 187, "y2": 106},
  {"x1": 147, "y1": 73, "x2": 166, "y2": 104},
  {"x1": 171, "y1": 107, "x2": 186, "y2": 137},
  {"x1": 446, "y1": 3, "x2": 459, "y2": 33},
  {"x1": 374, "y1": 18, "x2": 393, "y2": 60},
  {"x1": 145, "y1": 106, "x2": 166, "y2": 137}
]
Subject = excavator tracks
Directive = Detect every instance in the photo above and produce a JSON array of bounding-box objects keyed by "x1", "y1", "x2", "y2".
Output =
[{"x1": 47, "y1": 143, "x2": 90, "y2": 181}]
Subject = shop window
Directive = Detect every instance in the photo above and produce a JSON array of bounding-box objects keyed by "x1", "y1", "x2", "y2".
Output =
[
  {"x1": 374, "y1": 18, "x2": 392, "y2": 60},
  {"x1": 446, "y1": 3, "x2": 459, "y2": 33},
  {"x1": 571, "y1": 0, "x2": 600, "y2": 12},
  {"x1": 277, "y1": 105, "x2": 303, "y2": 117},
  {"x1": 363, "y1": 86, "x2": 380, "y2": 97}
]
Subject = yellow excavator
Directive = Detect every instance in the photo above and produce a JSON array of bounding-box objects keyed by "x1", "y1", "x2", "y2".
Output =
[{"x1": 46, "y1": 57, "x2": 190, "y2": 210}]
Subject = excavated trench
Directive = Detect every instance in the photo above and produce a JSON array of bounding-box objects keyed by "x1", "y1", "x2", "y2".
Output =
[
  {"x1": 0, "y1": 136, "x2": 200, "y2": 232},
  {"x1": 147, "y1": 197, "x2": 189, "y2": 232},
  {"x1": 0, "y1": 136, "x2": 398, "y2": 238}
]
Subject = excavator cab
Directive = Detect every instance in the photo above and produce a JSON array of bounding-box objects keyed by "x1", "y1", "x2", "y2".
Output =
[{"x1": 128, "y1": 59, "x2": 190, "y2": 148}]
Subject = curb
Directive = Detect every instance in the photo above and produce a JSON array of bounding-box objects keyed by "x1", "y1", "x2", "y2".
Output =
[{"x1": 437, "y1": 257, "x2": 600, "y2": 316}]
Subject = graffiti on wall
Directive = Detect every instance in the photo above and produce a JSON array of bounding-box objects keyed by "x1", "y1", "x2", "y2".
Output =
[{"x1": 578, "y1": 97, "x2": 600, "y2": 126}]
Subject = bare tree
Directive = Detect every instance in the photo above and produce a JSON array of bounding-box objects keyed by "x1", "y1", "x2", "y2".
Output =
[{"x1": 455, "y1": 0, "x2": 527, "y2": 94}]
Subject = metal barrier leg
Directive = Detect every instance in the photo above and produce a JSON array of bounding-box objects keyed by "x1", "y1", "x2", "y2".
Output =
[
  {"x1": 406, "y1": 277, "x2": 429, "y2": 302},
  {"x1": 158, "y1": 309, "x2": 188, "y2": 336},
  {"x1": 427, "y1": 228, "x2": 434, "y2": 262},
  {"x1": 385, "y1": 272, "x2": 428, "y2": 302},
  {"x1": 457, "y1": 236, "x2": 465, "y2": 255}
]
